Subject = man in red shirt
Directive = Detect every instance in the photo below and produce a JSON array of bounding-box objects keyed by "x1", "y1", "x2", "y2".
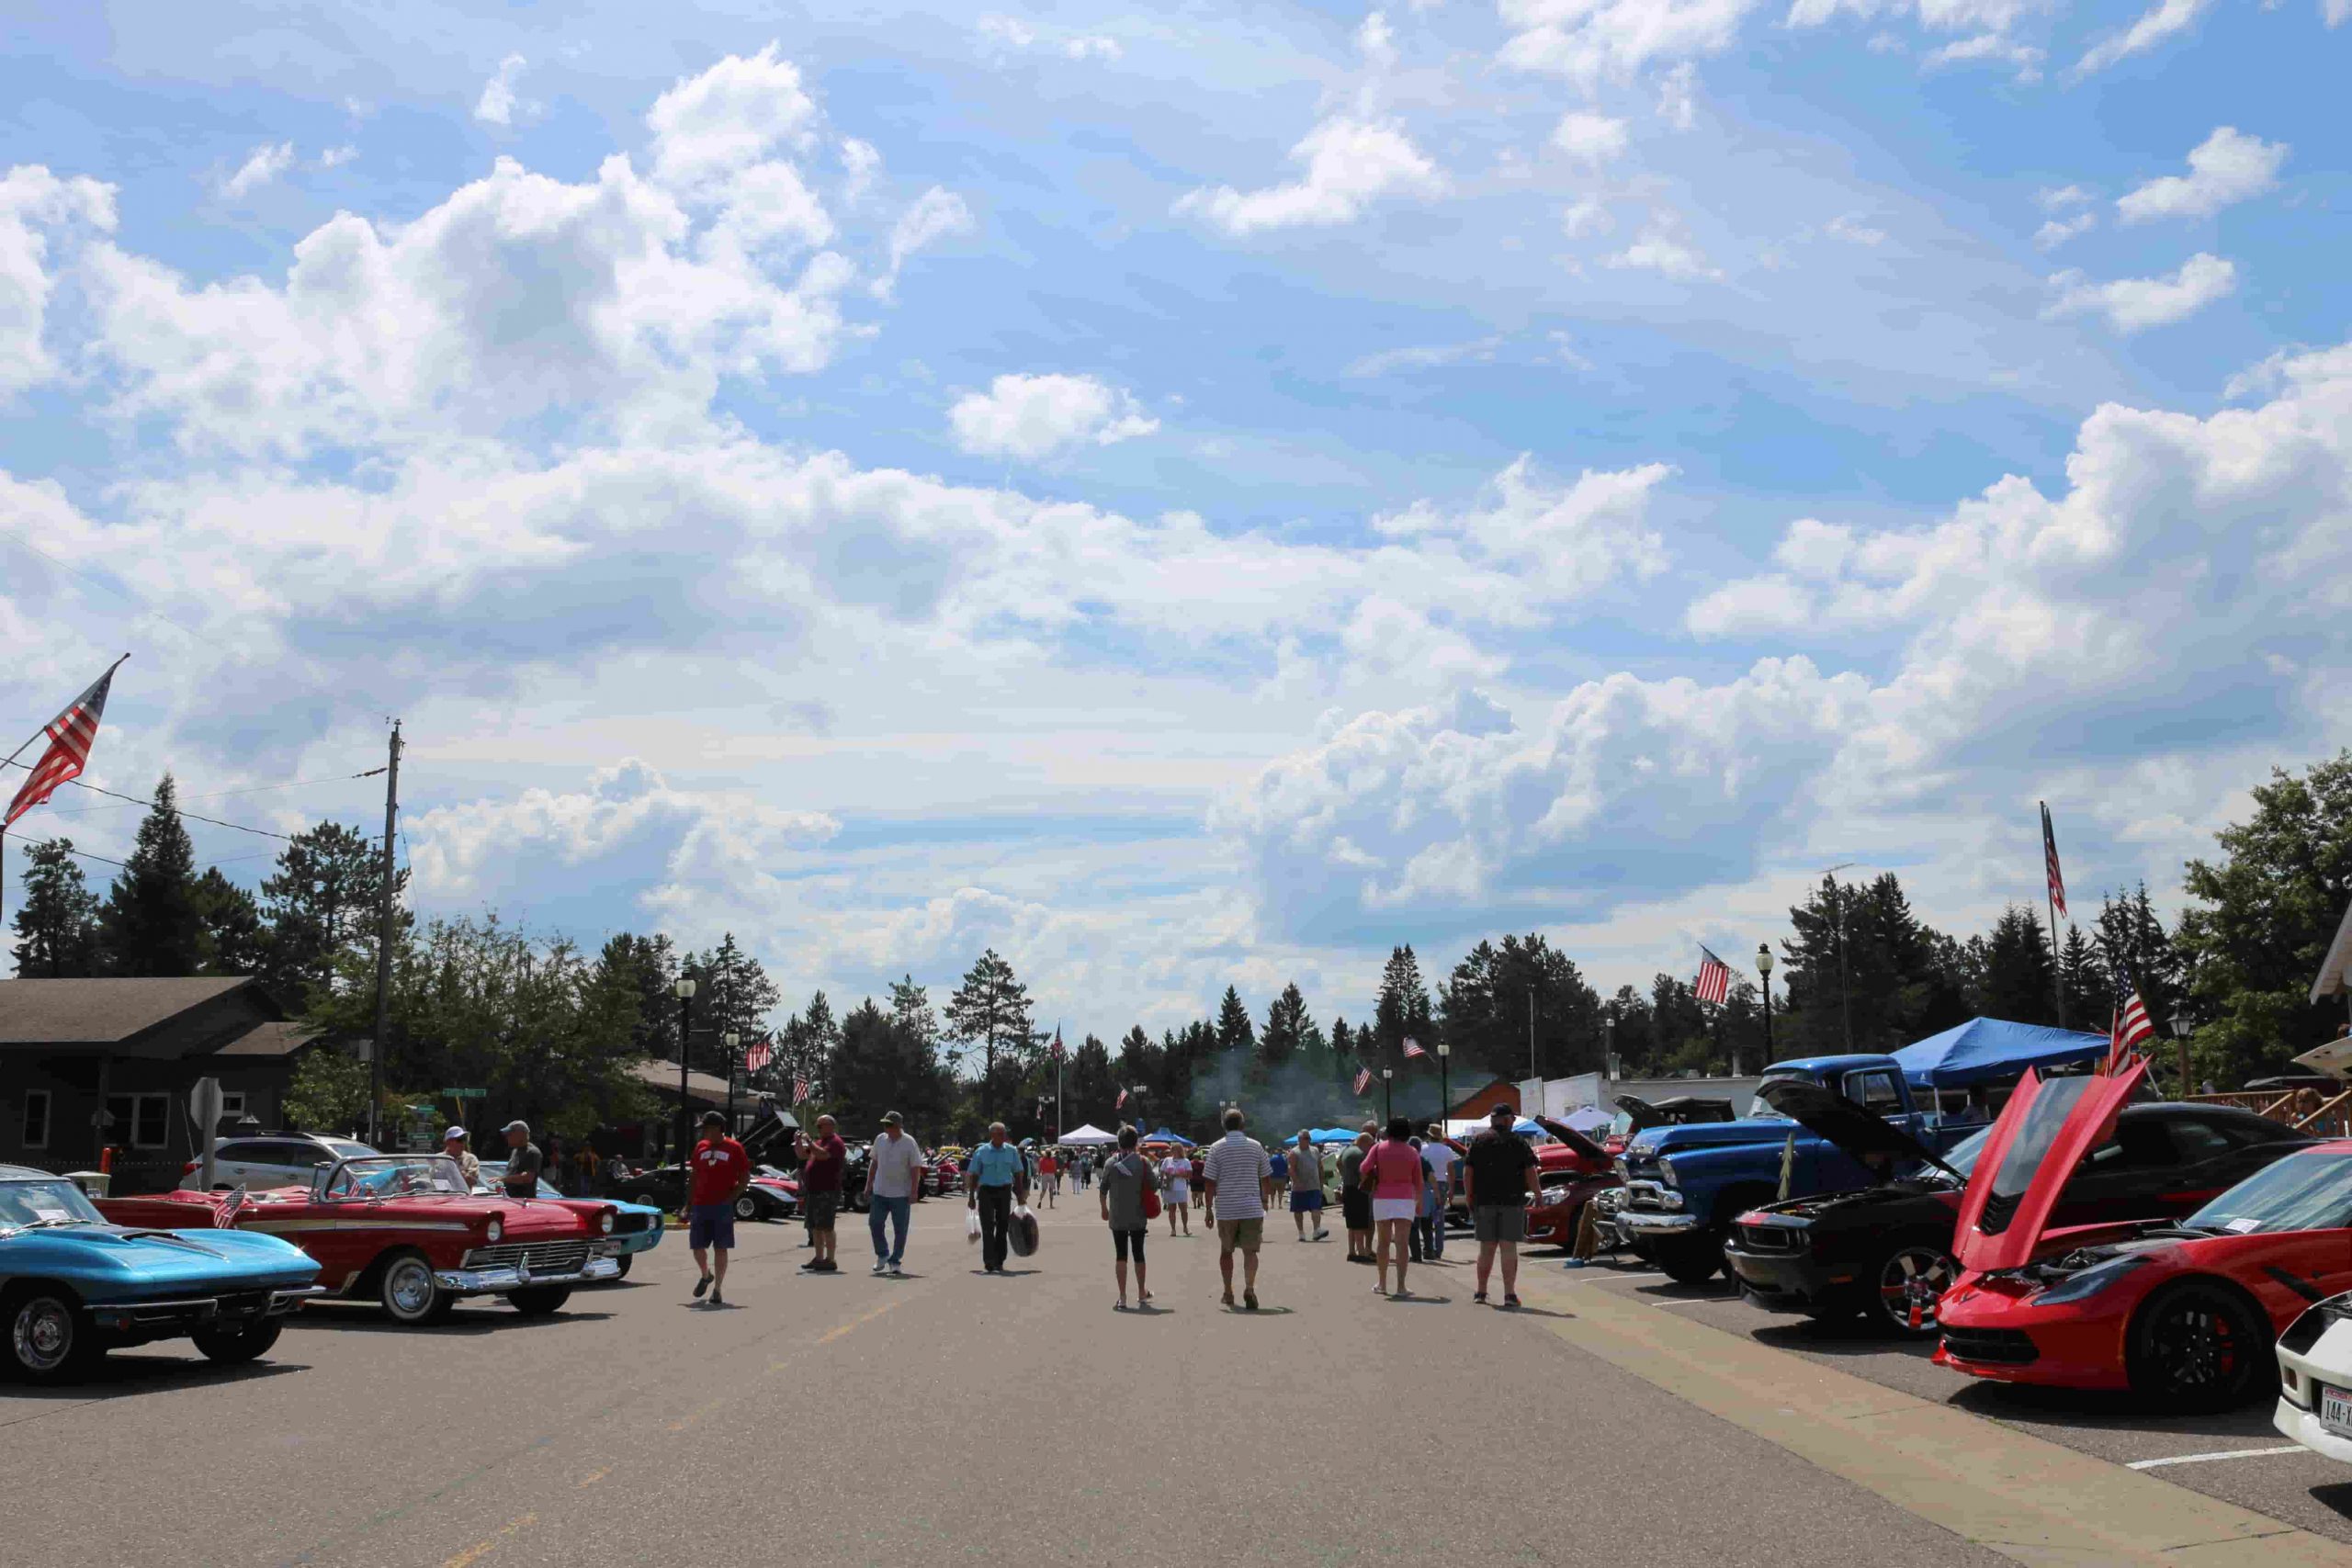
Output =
[
  {"x1": 796, "y1": 1113, "x2": 849, "y2": 1274},
  {"x1": 687, "y1": 1110, "x2": 750, "y2": 1305}
]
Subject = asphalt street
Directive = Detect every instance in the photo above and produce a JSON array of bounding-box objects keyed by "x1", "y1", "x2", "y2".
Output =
[{"x1": 5, "y1": 1200, "x2": 2348, "y2": 1567}]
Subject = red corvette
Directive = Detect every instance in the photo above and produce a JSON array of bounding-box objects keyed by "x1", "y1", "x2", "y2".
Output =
[
  {"x1": 96, "y1": 1153, "x2": 620, "y2": 1326},
  {"x1": 1935, "y1": 1060, "x2": 2352, "y2": 1409}
]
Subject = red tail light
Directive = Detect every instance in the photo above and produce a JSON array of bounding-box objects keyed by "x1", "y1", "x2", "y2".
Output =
[{"x1": 181, "y1": 1160, "x2": 199, "y2": 1175}]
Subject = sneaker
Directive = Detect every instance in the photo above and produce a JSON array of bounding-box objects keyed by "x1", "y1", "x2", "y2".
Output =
[
  {"x1": 1313, "y1": 1228, "x2": 1329, "y2": 1241},
  {"x1": 710, "y1": 1288, "x2": 725, "y2": 1307},
  {"x1": 814, "y1": 1259, "x2": 839, "y2": 1273},
  {"x1": 694, "y1": 1275, "x2": 712, "y2": 1298},
  {"x1": 1243, "y1": 1290, "x2": 1259, "y2": 1311},
  {"x1": 1562, "y1": 1258, "x2": 1589, "y2": 1269},
  {"x1": 872, "y1": 1260, "x2": 888, "y2": 1275},
  {"x1": 1473, "y1": 1290, "x2": 1488, "y2": 1303},
  {"x1": 798, "y1": 1260, "x2": 820, "y2": 1271},
  {"x1": 888, "y1": 1262, "x2": 903, "y2": 1276},
  {"x1": 1221, "y1": 1292, "x2": 1236, "y2": 1308},
  {"x1": 1503, "y1": 1293, "x2": 1521, "y2": 1309}
]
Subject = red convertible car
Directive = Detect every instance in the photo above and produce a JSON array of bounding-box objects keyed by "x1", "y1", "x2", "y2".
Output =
[
  {"x1": 96, "y1": 1153, "x2": 620, "y2": 1325},
  {"x1": 1936, "y1": 1061, "x2": 2352, "y2": 1409}
]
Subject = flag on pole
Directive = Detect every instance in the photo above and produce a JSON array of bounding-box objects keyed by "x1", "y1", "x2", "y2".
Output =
[
  {"x1": 1694, "y1": 946, "x2": 1733, "y2": 1005},
  {"x1": 2105, "y1": 963, "x2": 2155, "y2": 1074},
  {"x1": 1402, "y1": 1037, "x2": 1427, "y2": 1059},
  {"x1": 743, "y1": 1038, "x2": 773, "y2": 1074},
  {"x1": 1352, "y1": 1065, "x2": 1372, "y2": 1096},
  {"x1": 1114, "y1": 1088, "x2": 1128, "y2": 1110},
  {"x1": 5, "y1": 660, "x2": 123, "y2": 829},
  {"x1": 1051, "y1": 1028, "x2": 1064, "y2": 1059},
  {"x1": 792, "y1": 1076, "x2": 810, "y2": 1106},
  {"x1": 2041, "y1": 801, "x2": 2068, "y2": 921}
]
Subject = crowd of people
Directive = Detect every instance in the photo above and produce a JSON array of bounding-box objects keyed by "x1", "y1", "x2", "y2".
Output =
[{"x1": 665, "y1": 1103, "x2": 1548, "y2": 1314}]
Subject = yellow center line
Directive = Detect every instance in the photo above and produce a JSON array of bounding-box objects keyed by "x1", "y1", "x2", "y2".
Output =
[
  {"x1": 442, "y1": 1511, "x2": 537, "y2": 1568},
  {"x1": 577, "y1": 1465, "x2": 613, "y2": 1488},
  {"x1": 819, "y1": 1297, "x2": 900, "y2": 1344}
]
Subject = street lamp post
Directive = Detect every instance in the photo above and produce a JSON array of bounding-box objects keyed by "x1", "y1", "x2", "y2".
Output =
[
  {"x1": 2171, "y1": 1010, "x2": 2193, "y2": 1098},
  {"x1": 1436, "y1": 1041, "x2": 1451, "y2": 1127},
  {"x1": 724, "y1": 1030, "x2": 741, "y2": 1131},
  {"x1": 1757, "y1": 943, "x2": 1775, "y2": 1061},
  {"x1": 1382, "y1": 1067, "x2": 1394, "y2": 1123},
  {"x1": 673, "y1": 977, "x2": 696, "y2": 1161}
]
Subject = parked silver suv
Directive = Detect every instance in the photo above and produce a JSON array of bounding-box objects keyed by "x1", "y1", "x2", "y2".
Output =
[{"x1": 183, "y1": 1133, "x2": 379, "y2": 1190}]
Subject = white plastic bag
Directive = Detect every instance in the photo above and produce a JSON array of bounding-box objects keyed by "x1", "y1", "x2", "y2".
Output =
[{"x1": 967, "y1": 1207, "x2": 982, "y2": 1244}]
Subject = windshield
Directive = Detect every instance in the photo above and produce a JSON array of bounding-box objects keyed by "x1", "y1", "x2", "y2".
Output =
[
  {"x1": 1745, "y1": 1073, "x2": 1815, "y2": 1120},
  {"x1": 0, "y1": 1179, "x2": 105, "y2": 1230},
  {"x1": 1935, "y1": 1125, "x2": 1995, "y2": 1179},
  {"x1": 322, "y1": 1155, "x2": 472, "y2": 1199},
  {"x1": 2182, "y1": 1149, "x2": 2352, "y2": 1236}
]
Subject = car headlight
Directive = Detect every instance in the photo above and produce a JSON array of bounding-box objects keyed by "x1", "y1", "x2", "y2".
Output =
[
  {"x1": 485, "y1": 1215, "x2": 503, "y2": 1244},
  {"x1": 1657, "y1": 1158, "x2": 1679, "y2": 1190},
  {"x1": 2031, "y1": 1255, "x2": 2148, "y2": 1306},
  {"x1": 601, "y1": 1209, "x2": 616, "y2": 1234}
]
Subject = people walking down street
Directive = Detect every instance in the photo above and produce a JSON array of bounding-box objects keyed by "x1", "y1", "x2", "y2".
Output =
[
  {"x1": 865, "y1": 1111, "x2": 923, "y2": 1276},
  {"x1": 442, "y1": 1127, "x2": 481, "y2": 1192},
  {"x1": 1099, "y1": 1125, "x2": 1161, "y2": 1310},
  {"x1": 1159, "y1": 1148, "x2": 1193, "y2": 1235},
  {"x1": 797, "y1": 1114, "x2": 849, "y2": 1274},
  {"x1": 1039, "y1": 1147, "x2": 1060, "y2": 1206},
  {"x1": 1192, "y1": 1146, "x2": 1210, "y2": 1227},
  {"x1": 1464, "y1": 1103, "x2": 1541, "y2": 1308},
  {"x1": 687, "y1": 1111, "x2": 751, "y2": 1306},
  {"x1": 1408, "y1": 1137, "x2": 1433, "y2": 1265},
  {"x1": 965, "y1": 1122, "x2": 1027, "y2": 1273},
  {"x1": 1339, "y1": 1131, "x2": 1374, "y2": 1264},
  {"x1": 500, "y1": 1121, "x2": 543, "y2": 1201},
  {"x1": 1199, "y1": 1109, "x2": 1273, "y2": 1311},
  {"x1": 1360, "y1": 1118, "x2": 1424, "y2": 1296},
  {"x1": 1420, "y1": 1124, "x2": 1460, "y2": 1260},
  {"x1": 1287, "y1": 1133, "x2": 1328, "y2": 1242}
]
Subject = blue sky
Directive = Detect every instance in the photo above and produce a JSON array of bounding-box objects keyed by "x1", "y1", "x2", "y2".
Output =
[{"x1": 2, "y1": 0, "x2": 2346, "y2": 1034}]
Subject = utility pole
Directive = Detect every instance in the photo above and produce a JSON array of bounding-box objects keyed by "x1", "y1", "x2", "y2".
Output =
[
  {"x1": 1826, "y1": 863, "x2": 1857, "y2": 1053},
  {"x1": 368, "y1": 720, "x2": 401, "y2": 1148}
]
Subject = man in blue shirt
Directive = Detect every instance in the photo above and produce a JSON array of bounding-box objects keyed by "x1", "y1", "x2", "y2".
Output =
[{"x1": 964, "y1": 1122, "x2": 1028, "y2": 1273}]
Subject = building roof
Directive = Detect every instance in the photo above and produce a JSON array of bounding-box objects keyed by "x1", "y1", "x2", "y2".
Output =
[
  {"x1": 212, "y1": 1021, "x2": 318, "y2": 1058},
  {"x1": 628, "y1": 1059, "x2": 735, "y2": 1105},
  {"x1": 0, "y1": 977, "x2": 254, "y2": 1045}
]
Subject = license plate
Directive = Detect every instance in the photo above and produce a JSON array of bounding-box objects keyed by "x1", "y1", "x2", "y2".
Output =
[{"x1": 2323, "y1": 1384, "x2": 2352, "y2": 1437}]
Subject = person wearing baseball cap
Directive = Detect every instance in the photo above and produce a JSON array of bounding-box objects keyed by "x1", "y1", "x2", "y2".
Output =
[
  {"x1": 500, "y1": 1121, "x2": 542, "y2": 1200},
  {"x1": 687, "y1": 1110, "x2": 751, "y2": 1305},
  {"x1": 865, "y1": 1111, "x2": 922, "y2": 1276},
  {"x1": 441, "y1": 1126, "x2": 481, "y2": 1191}
]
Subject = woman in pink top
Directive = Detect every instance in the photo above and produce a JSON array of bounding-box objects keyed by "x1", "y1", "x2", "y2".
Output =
[{"x1": 1358, "y1": 1116, "x2": 1424, "y2": 1297}]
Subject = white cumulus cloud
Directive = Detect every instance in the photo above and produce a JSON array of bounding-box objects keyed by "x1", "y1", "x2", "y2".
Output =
[
  {"x1": 1177, "y1": 117, "x2": 1443, "y2": 235},
  {"x1": 2075, "y1": 0, "x2": 2211, "y2": 75},
  {"x1": 474, "y1": 54, "x2": 531, "y2": 127},
  {"x1": 948, "y1": 373, "x2": 1158, "y2": 460},
  {"x1": 220, "y1": 142, "x2": 294, "y2": 199},
  {"x1": 2117, "y1": 127, "x2": 2287, "y2": 223},
  {"x1": 1553, "y1": 112, "x2": 1631, "y2": 166},
  {"x1": 2045, "y1": 253, "x2": 2236, "y2": 333}
]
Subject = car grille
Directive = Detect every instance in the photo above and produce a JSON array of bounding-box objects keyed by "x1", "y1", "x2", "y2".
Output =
[
  {"x1": 612, "y1": 1212, "x2": 653, "y2": 1235},
  {"x1": 1939, "y1": 1327, "x2": 2038, "y2": 1366},
  {"x1": 1736, "y1": 1224, "x2": 1804, "y2": 1254},
  {"x1": 464, "y1": 1239, "x2": 593, "y2": 1275}
]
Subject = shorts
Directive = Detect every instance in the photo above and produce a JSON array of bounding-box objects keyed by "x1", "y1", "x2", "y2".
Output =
[
  {"x1": 1371, "y1": 1196, "x2": 1418, "y2": 1224},
  {"x1": 803, "y1": 1190, "x2": 841, "y2": 1230},
  {"x1": 1216, "y1": 1217, "x2": 1263, "y2": 1255},
  {"x1": 1473, "y1": 1204, "x2": 1528, "y2": 1244},
  {"x1": 1113, "y1": 1228, "x2": 1146, "y2": 1263},
  {"x1": 1165, "y1": 1182, "x2": 1190, "y2": 1205},
  {"x1": 687, "y1": 1202, "x2": 737, "y2": 1250},
  {"x1": 1340, "y1": 1189, "x2": 1372, "y2": 1231},
  {"x1": 1289, "y1": 1190, "x2": 1324, "y2": 1213}
]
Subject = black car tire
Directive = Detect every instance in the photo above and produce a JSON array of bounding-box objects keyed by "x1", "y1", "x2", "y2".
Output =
[
  {"x1": 1871, "y1": 1240, "x2": 1959, "y2": 1337},
  {"x1": 6, "y1": 1288, "x2": 96, "y2": 1382},
  {"x1": 190, "y1": 1319, "x2": 283, "y2": 1365},
  {"x1": 377, "y1": 1249, "x2": 453, "y2": 1326},
  {"x1": 509, "y1": 1286, "x2": 572, "y2": 1316},
  {"x1": 735, "y1": 1193, "x2": 759, "y2": 1222},
  {"x1": 2126, "y1": 1278, "x2": 2267, "y2": 1411},
  {"x1": 1654, "y1": 1235, "x2": 1724, "y2": 1285},
  {"x1": 612, "y1": 1254, "x2": 633, "y2": 1279}
]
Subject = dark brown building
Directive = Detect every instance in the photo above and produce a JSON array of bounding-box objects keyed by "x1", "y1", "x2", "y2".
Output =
[{"x1": 0, "y1": 977, "x2": 316, "y2": 1192}]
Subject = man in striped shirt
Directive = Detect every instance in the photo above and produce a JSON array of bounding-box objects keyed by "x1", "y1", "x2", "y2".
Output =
[{"x1": 1199, "y1": 1108, "x2": 1273, "y2": 1311}]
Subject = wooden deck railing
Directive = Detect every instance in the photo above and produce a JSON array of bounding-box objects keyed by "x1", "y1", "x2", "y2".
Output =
[{"x1": 2188, "y1": 1089, "x2": 2352, "y2": 1139}]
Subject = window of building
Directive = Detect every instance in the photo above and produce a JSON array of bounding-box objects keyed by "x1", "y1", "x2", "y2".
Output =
[
  {"x1": 22, "y1": 1091, "x2": 51, "y2": 1150},
  {"x1": 219, "y1": 1091, "x2": 247, "y2": 1122},
  {"x1": 103, "y1": 1093, "x2": 169, "y2": 1150}
]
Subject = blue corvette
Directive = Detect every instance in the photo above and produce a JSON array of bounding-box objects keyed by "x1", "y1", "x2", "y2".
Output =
[{"x1": 1, "y1": 1164, "x2": 322, "y2": 1382}]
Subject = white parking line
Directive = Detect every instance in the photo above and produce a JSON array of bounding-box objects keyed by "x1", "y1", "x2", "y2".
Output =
[
  {"x1": 2125, "y1": 1445, "x2": 2307, "y2": 1471},
  {"x1": 1650, "y1": 1293, "x2": 1741, "y2": 1309}
]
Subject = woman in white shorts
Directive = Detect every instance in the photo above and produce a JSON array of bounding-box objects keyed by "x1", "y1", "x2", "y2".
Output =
[
  {"x1": 1158, "y1": 1150, "x2": 1193, "y2": 1235},
  {"x1": 1358, "y1": 1116, "x2": 1427, "y2": 1296}
]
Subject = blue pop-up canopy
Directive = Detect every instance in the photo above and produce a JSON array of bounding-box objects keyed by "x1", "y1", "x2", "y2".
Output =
[
  {"x1": 1892, "y1": 1017, "x2": 2112, "y2": 1088},
  {"x1": 1310, "y1": 1127, "x2": 1363, "y2": 1144},
  {"x1": 1142, "y1": 1128, "x2": 1194, "y2": 1145}
]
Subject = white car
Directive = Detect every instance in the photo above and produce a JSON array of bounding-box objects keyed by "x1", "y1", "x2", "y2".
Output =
[
  {"x1": 2275, "y1": 1292, "x2": 2352, "y2": 1463},
  {"x1": 183, "y1": 1133, "x2": 379, "y2": 1192}
]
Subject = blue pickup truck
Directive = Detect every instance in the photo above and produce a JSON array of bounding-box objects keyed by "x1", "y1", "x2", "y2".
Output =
[{"x1": 1614, "y1": 1053, "x2": 1980, "y2": 1284}]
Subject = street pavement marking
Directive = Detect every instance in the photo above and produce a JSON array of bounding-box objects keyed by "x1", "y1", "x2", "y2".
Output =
[
  {"x1": 1524, "y1": 1272, "x2": 2352, "y2": 1566},
  {"x1": 819, "y1": 1297, "x2": 901, "y2": 1343},
  {"x1": 2128, "y1": 1446, "x2": 2309, "y2": 1472},
  {"x1": 1647, "y1": 1292, "x2": 1741, "y2": 1309},
  {"x1": 441, "y1": 1511, "x2": 536, "y2": 1568},
  {"x1": 576, "y1": 1466, "x2": 613, "y2": 1487}
]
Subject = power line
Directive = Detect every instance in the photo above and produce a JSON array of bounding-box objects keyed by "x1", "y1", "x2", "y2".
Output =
[
  {"x1": 29, "y1": 766, "x2": 387, "y2": 817},
  {"x1": 0, "y1": 758, "x2": 297, "y2": 840}
]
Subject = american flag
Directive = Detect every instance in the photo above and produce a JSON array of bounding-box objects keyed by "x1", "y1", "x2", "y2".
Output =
[
  {"x1": 2041, "y1": 801, "x2": 2068, "y2": 920},
  {"x1": 1694, "y1": 946, "x2": 1732, "y2": 1006},
  {"x1": 1352, "y1": 1065, "x2": 1372, "y2": 1096},
  {"x1": 1114, "y1": 1088, "x2": 1128, "y2": 1110},
  {"x1": 1402, "y1": 1037, "x2": 1427, "y2": 1059},
  {"x1": 2105, "y1": 963, "x2": 2155, "y2": 1075},
  {"x1": 743, "y1": 1038, "x2": 773, "y2": 1074},
  {"x1": 1051, "y1": 1029, "x2": 1064, "y2": 1059},
  {"x1": 791, "y1": 1076, "x2": 810, "y2": 1106},
  {"x1": 4, "y1": 660, "x2": 122, "y2": 829}
]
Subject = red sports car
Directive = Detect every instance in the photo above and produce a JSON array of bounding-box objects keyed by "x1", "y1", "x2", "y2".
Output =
[
  {"x1": 1523, "y1": 1120, "x2": 1621, "y2": 1248},
  {"x1": 1935, "y1": 1061, "x2": 2352, "y2": 1409},
  {"x1": 96, "y1": 1153, "x2": 620, "y2": 1326}
]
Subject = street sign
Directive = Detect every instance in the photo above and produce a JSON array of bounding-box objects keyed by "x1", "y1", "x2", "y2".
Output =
[
  {"x1": 441, "y1": 1088, "x2": 486, "y2": 1099},
  {"x1": 189, "y1": 1077, "x2": 223, "y2": 1192}
]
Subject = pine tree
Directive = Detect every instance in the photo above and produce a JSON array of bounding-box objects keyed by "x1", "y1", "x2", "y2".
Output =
[
  {"x1": 2057, "y1": 924, "x2": 2107, "y2": 1027},
  {"x1": 10, "y1": 838, "x2": 100, "y2": 976},
  {"x1": 1371, "y1": 945, "x2": 1433, "y2": 1060},
  {"x1": 194, "y1": 868, "x2": 266, "y2": 976},
  {"x1": 1260, "y1": 983, "x2": 1310, "y2": 1068},
  {"x1": 944, "y1": 949, "x2": 1035, "y2": 1117},
  {"x1": 1215, "y1": 985, "x2": 1255, "y2": 1054},
  {"x1": 98, "y1": 774, "x2": 204, "y2": 976},
  {"x1": 594, "y1": 933, "x2": 680, "y2": 1061},
  {"x1": 1977, "y1": 905, "x2": 2058, "y2": 1025}
]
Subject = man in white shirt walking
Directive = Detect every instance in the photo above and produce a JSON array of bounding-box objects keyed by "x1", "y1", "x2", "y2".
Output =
[
  {"x1": 864, "y1": 1111, "x2": 924, "y2": 1275},
  {"x1": 1420, "y1": 1123, "x2": 1460, "y2": 1260},
  {"x1": 1199, "y1": 1108, "x2": 1273, "y2": 1311}
]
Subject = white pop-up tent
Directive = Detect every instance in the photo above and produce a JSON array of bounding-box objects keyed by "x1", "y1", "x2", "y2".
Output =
[{"x1": 1059, "y1": 1123, "x2": 1119, "y2": 1146}]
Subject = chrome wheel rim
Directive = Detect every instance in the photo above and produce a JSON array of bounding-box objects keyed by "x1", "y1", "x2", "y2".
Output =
[
  {"x1": 1877, "y1": 1246, "x2": 1955, "y2": 1332},
  {"x1": 13, "y1": 1299, "x2": 73, "y2": 1372},
  {"x1": 385, "y1": 1258, "x2": 435, "y2": 1318},
  {"x1": 736, "y1": 1196, "x2": 755, "y2": 1220}
]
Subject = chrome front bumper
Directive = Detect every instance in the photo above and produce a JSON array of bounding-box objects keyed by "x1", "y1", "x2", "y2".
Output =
[
  {"x1": 91, "y1": 1286, "x2": 322, "y2": 1332},
  {"x1": 434, "y1": 1257, "x2": 620, "y2": 1293},
  {"x1": 1618, "y1": 1211, "x2": 1702, "y2": 1235}
]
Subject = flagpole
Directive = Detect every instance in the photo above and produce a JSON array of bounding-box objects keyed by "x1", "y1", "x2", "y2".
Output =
[{"x1": 1055, "y1": 1021, "x2": 1064, "y2": 1139}]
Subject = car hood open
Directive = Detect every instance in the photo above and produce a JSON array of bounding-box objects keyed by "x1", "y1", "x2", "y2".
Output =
[
  {"x1": 1953, "y1": 1058, "x2": 2145, "y2": 1274},
  {"x1": 1756, "y1": 1077, "x2": 1961, "y2": 1182},
  {"x1": 1531, "y1": 1116, "x2": 1608, "y2": 1163}
]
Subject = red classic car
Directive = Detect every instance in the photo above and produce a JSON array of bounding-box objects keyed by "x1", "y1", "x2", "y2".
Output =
[
  {"x1": 1525, "y1": 1120, "x2": 1622, "y2": 1247},
  {"x1": 96, "y1": 1153, "x2": 620, "y2": 1325}
]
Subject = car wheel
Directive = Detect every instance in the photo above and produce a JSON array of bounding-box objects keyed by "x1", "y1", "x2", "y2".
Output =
[
  {"x1": 2127, "y1": 1280, "x2": 2267, "y2": 1411},
  {"x1": 190, "y1": 1319, "x2": 283, "y2": 1365},
  {"x1": 1872, "y1": 1241, "x2": 1958, "y2": 1337},
  {"x1": 612, "y1": 1254, "x2": 633, "y2": 1279},
  {"x1": 735, "y1": 1194, "x2": 759, "y2": 1222},
  {"x1": 1654, "y1": 1236, "x2": 1724, "y2": 1286},
  {"x1": 6, "y1": 1289, "x2": 95, "y2": 1382},
  {"x1": 377, "y1": 1250, "x2": 451, "y2": 1326},
  {"x1": 509, "y1": 1286, "x2": 571, "y2": 1316}
]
